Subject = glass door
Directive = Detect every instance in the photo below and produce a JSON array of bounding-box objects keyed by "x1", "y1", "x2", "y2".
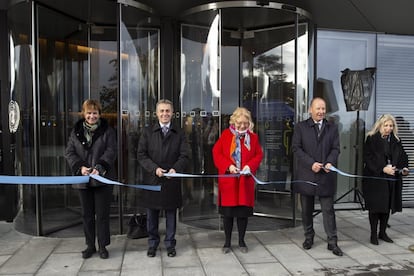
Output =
[
  {"x1": 18, "y1": 1, "x2": 157, "y2": 236},
  {"x1": 118, "y1": 4, "x2": 160, "y2": 232},
  {"x1": 180, "y1": 2, "x2": 312, "y2": 229},
  {"x1": 180, "y1": 10, "x2": 221, "y2": 227},
  {"x1": 240, "y1": 22, "x2": 310, "y2": 220},
  {"x1": 36, "y1": 4, "x2": 90, "y2": 235}
]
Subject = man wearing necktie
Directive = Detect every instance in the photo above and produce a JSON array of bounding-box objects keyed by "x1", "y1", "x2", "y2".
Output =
[
  {"x1": 162, "y1": 125, "x2": 168, "y2": 136},
  {"x1": 292, "y1": 97, "x2": 343, "y2": 256},
  {"x1": 137, "y1": 99, "x2": 189, "y2": 258}
]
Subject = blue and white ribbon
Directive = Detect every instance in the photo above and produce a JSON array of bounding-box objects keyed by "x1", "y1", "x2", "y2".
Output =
[
  {"x1": 165, "y1": 172, "x2": 318, "y2": 186},
  {"x1": 328, "y1": 165, "x2": 408, "y2": 181},
  {"x1": 0, "y1": 174, "x2": 161, "y2": 191},
  {"x1": 2, "y1": 166, "x2": 407, "y2": 191}
]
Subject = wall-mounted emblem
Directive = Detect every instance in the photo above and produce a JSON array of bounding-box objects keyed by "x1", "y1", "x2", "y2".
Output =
[{"x1": 8, "y1": 100, "x2": 20, "y2": 133}]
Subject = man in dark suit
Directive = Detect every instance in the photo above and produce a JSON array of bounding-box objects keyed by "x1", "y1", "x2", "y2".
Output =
[
  {"x1": 292, "y1": 97, "x2": 343, "y2": 256},
  {"x1": 137, "y1": 99, "x2": 189, "y2": 258}
]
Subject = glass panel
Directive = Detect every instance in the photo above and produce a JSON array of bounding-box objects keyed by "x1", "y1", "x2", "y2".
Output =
[
  {"x1": 180, "y1": 10, "x2": 221, "y2": 226},
  {"x1": 180, "y1": 5, "x2": 312, "y2": 228},
  {"x1": 37, "y1": 5, "x2": 89, "y2": 234},
  {"x1": 238, "y1": 21, "x2": 299, "y2": 221},
  {"x1": 8, "y1": 1, "x2": 36, "y2": 234},
  {"x1": 88, "y1": 7, "x2": 119, "y2": 234},
  {"x1": 119, "y1": 5, "x2": 160, "y2": 227},
  {"x1": 316, "y1": 30, "x2": 376, "y2": 203},
  {"x1": 297, "y1": 17, "x2": 311, "y2": 120}
]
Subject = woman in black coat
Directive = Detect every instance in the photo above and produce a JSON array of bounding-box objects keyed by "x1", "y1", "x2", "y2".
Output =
[
  {"x1": 65, "y1": 99, "x2": 117, "y2": 259},
  {"x1": 363, "y1": 114, "x2": 409, "y2": 245}
]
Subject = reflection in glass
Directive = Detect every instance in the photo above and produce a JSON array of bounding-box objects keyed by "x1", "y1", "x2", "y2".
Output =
[
  {"x1": 180, "y1": 10, "x2": 221, "y2": 224},
  {"x1": 180, "y1": 5, "x2": 312, "y2": 227},
  {"x1": 8, "y1": 1, "x2": 35, "y2": 234},
  {"x1": 37, "y1": 5, "x2": 89, "y2": 235},
  {"x1": 119, "y1": 5, "x2": 160, "y2": 227}
]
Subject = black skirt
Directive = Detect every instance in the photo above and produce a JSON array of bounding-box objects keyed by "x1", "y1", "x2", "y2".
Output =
[{"x1": 219, "y1": 206, "x2": 253, "y2": 217}]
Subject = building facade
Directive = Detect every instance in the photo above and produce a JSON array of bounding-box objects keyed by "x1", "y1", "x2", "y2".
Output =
[{"x1": 0, "y1": 0, "x2": 413, "y2": 236}]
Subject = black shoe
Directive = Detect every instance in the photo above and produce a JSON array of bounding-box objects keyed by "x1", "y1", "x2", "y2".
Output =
[
  {"x1": 239, "y1": 241, "x2": 248, "y2": 253},
  {"x1": 379, "y1": 233, "x2": 393, "y2": 243},
  {"x1": 327, "y1": 244, "x2": 343, "y2": 256},
  {"x1": 82, "y1": 247, "x2": 96, "y2": 259},
  {"x1": 147, "y1": 247, "x2": 156, "y2": 257},
  {"x1": 222, "y1": 246, "x2": 231, "y2": 254},
  {"x1": 239, "y1": 246, "x2": 248, "y2": 253},
  {"x1": 302, "y1": 238, "x2": 313, "y2": 250},
  {"x1": 167, "y1": 247, "x2": 176, "y2": 257},
  {"x1": 98, "y1": 247, "x2": 109, "y2": 259},
  {"x1": 370, "y1": 234, "x2": 379, "y2": 245}
]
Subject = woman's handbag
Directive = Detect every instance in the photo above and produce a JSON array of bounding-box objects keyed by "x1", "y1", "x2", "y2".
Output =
[{"x1": 127, "y1": 213, "x2": 148, "y2": 239}]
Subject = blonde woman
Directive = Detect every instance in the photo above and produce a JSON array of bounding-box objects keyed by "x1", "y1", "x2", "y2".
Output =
[
  {"x1": 363, "y1": 114, "x2": 409, "y2": 245},
  {"x1": 212, "y1": 107, "x2": 263, "y2": 254}
]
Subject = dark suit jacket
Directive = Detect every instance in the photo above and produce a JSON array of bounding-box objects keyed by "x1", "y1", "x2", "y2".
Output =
[
  {"x1": 291, "y1": 118, "x2": 340, "y2": 196},
  {"x1": 137, "y1": 122, "x2": 189, "y2": 209},
  {"x1": 362, "y1": 132, "x2": 408, "y2": 213}
]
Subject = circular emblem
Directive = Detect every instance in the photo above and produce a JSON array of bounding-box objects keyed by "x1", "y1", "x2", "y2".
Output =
[{"x1": 8, "y1": 100, "x2": 20, "y2": 133}]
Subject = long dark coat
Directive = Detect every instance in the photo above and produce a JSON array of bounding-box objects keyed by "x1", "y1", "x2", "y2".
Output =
[
  {"x1": 137, "y1": 123, "x2": 189, "y2": 210},
  {"x1": 291, "y1": 118, "x2": 340, "y2": 196},
  {"x1": 362, "y1": 132, "x2": 408, "y2": 213},
  {"x1": 65, "y1": 118, "x2": 117, "y2": 189}
]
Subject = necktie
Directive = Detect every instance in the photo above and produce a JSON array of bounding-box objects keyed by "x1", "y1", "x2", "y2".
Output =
[
  {"x1": 316, "y1": 122, "x2": 321, "y2": 136},
  {"x1": 162, "y1": 126, "x2": 168, "y2": 136}
]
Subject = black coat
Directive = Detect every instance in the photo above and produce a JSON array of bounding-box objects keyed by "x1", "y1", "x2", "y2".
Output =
[
  {"x1": 362, "y1": 132, "x2": 408, "y2": 213},
  {"x1": 137, "y1": 123, "x2": 189, "y2": 209},
  {"x1": 292, "y1": 118, "x2": 340, "y2": 196},
  {"x1": 65, "y1": 118, "x2": 117, "y2": 189}
]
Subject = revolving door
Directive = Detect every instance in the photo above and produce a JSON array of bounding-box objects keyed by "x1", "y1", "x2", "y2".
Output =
[
  {"x1": 8, "y1": 0, "x2": 160, "y2": 236},
  {"x1": 179, "y1": 2, "x2": 313, "y2": 228}
]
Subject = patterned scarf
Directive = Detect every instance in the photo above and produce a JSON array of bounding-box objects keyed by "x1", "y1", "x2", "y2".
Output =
[
  {"x1": 83, "y1": 120, "x2": 99, "y2": 146},
  {"x1": 229, "y1": 125, "x2": 251, "y2": 169}
]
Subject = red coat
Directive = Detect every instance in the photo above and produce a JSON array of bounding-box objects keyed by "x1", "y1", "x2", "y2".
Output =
[{"x1": 212, "y1": 128, "x2": 263, "y2": 207}]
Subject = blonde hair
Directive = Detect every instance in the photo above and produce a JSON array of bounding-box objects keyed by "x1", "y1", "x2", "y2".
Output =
[
  {"x1": 367, "y1": 113, "x2": 400, "y2": 141},
  {"x1": 82, "y1": 99, "x2": 102, "y2": 115},
  {"x1": 229, "y1": 107, "x2": 254, "y2": 132}
]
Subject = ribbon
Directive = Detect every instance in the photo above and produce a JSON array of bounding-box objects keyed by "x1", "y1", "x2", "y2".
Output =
[
  {"x1": 166, "y1": 165, "x2": 412, "y2": 186},
  {"x1": 328, "y1": 165, "x2": 408, "y2": 181},
  {"x1": 90, "y1": 175, "x2": 161, "y2": 191},
  {"x1": 2, "y1": 166, "x2": 404, "y2": 191},
  {"x1": 0, "y1": 174, "x2": 161, "y2": 191},
  {"x1": 165, "y1": 172, "x2": 318, "y2": 186},
  {"x1": 0, "y1": 175, "x2": 89, "y2": 185}
]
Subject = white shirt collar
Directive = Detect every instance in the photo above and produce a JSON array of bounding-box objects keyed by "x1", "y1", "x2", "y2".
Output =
[{"x1": 160, "y1": 122, "x2": 171, "y2": 128}]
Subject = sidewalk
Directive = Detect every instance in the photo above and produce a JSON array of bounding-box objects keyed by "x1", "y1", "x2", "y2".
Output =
[{"x1": 1, "y1": 209, "x2": 414, "y2": 275}]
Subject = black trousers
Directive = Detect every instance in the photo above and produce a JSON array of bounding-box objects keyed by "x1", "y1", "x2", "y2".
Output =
[
  {"x1": 78, "y1": 185, "x2": 113, "y2": 248},
  {"x1": 300, "y1": 194, "x2": 338, "y2": 245},
  {"x1": 146, "y1": 208, "x2": 177, "y2": 249}
]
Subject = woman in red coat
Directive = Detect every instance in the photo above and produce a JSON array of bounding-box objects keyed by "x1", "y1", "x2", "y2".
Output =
[{"x1": 213, "y1": 107, "x2": 263, "y2": 254}]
